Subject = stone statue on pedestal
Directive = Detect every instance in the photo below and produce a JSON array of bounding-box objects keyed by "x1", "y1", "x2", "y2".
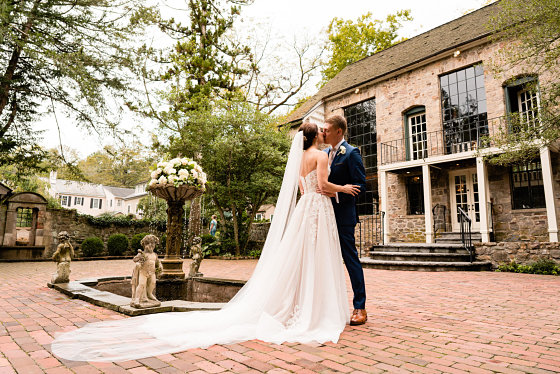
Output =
[
  {"x1": 131, "y1": 235, "x2": 162, "y2": 308},
  {"x1": 51, "y1": 232, "x2": 74, "y2": 284},
  {"x1": 188, "y1": 236, "x2": 204, "y2": 277}
]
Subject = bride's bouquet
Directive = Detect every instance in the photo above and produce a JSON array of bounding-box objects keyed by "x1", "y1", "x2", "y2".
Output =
[{"x1": 148, "y1": 157, "x2": 207, "y2": 190}]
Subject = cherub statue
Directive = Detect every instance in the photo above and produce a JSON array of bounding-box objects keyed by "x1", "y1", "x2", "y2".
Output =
[
  {"x1": 130, "y1": 234, "x2": 162, "y2": 308},
  {"x1": 189, "y1": 236, "x2": 204, "y2": 277},
  {"x1": 51, "y1": 231, "x2": 74, "y2": 284}
]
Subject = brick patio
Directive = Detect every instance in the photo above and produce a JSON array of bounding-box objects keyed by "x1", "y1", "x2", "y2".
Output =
[{"x1": 1, "y1": 260, "x2": 559, "y2": 374}]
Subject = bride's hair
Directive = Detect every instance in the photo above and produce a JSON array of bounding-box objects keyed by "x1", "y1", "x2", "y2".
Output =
[{"x1": 298, "y1": 122, "x2": 318, "y2": 151}]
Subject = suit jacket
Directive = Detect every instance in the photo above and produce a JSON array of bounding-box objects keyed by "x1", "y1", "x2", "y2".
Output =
[{"x1": 325, "y1": 141, "x2": 366, "y2": 226}]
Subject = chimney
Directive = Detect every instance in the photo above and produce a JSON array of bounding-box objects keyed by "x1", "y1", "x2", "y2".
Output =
[{"x1": 49, "y1": 170, "x2": 57, "y2": 186}]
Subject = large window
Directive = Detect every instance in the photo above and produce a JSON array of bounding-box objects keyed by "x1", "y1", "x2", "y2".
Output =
[
  {"x1": 16, "y1": 208, "x2": 33, "y2": 228},
  {"x1": 440, "y1": 65, "x2": 488, "y2": 154},
  {"x1": 74, "y1": 197, "x2": 84, "y2": 206},
  {"x1": 511, "y1": 161, "x2": 546, "y2": 209},
  {"x1": 505, "y1": 77, "x2": 540, "y2": 130},
  {"x1": 344, "y1": 98, "x2": 377, "y2": 215},
  {"x1": 406, "y1": 176, "x2": 424, "y2": 215}
]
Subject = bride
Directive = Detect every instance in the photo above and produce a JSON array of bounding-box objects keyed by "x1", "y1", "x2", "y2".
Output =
[{"x1": 52, "y1": 123, "x2": 361, "y2": 362}]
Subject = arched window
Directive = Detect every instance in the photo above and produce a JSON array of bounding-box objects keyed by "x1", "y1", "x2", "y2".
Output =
[{"x1": 403, "y1": 106, "x2": 427, "y2": 161}]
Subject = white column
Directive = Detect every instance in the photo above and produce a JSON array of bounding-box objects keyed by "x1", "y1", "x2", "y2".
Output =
[
  {"x1": 422, "y1": 164, "x2": 433, "y2": 243},
  {"x1": 540, "y1": 146, "x2": 558, "y2": 242},
  {"x1": 380, "y1": 170, "x2": 390, "y2": 244},
  {"x1": 476, "y1": 157, "x2": 490, "y2": 243}
]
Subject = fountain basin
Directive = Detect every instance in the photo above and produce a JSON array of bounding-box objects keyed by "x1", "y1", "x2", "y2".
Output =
[{"x1": 48, "y1": 276, "x2": 245, "y2": 316}]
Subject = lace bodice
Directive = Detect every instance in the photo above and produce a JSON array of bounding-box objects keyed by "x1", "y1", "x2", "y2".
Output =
[{"x1": 300, "y1": 169, "x2": 319, "y2": 194}]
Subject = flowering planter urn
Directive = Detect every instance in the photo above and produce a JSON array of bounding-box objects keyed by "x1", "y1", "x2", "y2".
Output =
[{"x1": 148, "y1": 184, "x2": 205, "y2": 279}]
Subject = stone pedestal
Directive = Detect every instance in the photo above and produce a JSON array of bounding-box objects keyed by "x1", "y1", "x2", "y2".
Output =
[{"x1": 147, "y1": 184, "x2": 204, "y2": 279}]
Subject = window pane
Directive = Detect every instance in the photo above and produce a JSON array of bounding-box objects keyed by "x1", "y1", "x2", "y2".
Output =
[
  {"x1": 440, "y1": 75, "x2": 449, "y2": 86},
  {"x1": 475, "y1": 64, "x2": 484, "y2": 76},
  {"x1": 448, "y1": 72, "x2": 457, "y2": 84},
  {"x1": 475, "y1": 75, "x2": 485, "y2": 89},
  {"x1": 478, "y1": 100, "x2": 487, "y2": 114},
  {"x1": 458, "y1": 80, "x2": 467, "y2": 94},
  {"x1": 465, "y1": 67, "x2": 475, "y2": 80},
  {"x1": 449, "y1": 83, "x2": 458, "y2": 96},
  {"x1": 457, "y1": 69, "x2": 466, "y2": 82}
]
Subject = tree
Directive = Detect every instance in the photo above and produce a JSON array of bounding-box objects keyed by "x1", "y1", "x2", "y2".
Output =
[
  {"x1": 137, "y1": 195, "x2": 167, "y2": 221},
  {"x1": 483, "y1": 0, "x2": 560, "y2": 165},
  {"x1": 320, "y1": 10, "x2": 413, "y2": 87},
  {"x1": 137, "y1": 0, "x2": 252, "y2": 123},
  {"x1": 0, "y1": 0, "x2": 156, "y2": 170},
  {"x1": 161, "y1": 99, "x2": 291, "y2": 255},
  {"x1": 70, "y1": 142, "x2": 155, "y2": 187}
]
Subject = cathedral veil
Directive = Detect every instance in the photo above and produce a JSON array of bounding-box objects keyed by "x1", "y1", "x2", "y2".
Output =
[{"x1": 50, "y1": 132, "x2": 321, "y2": 363}]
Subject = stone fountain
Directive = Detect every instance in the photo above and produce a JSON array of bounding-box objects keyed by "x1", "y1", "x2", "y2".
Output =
[{"x1": 146, "y1": 183, "x2": 204, "y2": 300}]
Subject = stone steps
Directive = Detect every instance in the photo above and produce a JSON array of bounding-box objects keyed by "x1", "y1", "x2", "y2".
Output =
[
  {"x1": 361, "y1": 258, "x2": 492, "y2": 272},
  {"x1": 364, "y1": 242, "x2": 491, "y2": 271},
  {"x1": 369, "y1": 251, "x2": 471, "y2": 262},
  {"x1": 435, "y1": 232, "x2": 481, "y2": 244},
  {"x1": 371, "y1": 243, "x2": 469, "y2": 254}
]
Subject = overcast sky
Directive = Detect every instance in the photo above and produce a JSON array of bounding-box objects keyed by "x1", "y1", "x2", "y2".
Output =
[{"x1": 38, "y1": 0, "x2": 487, "y2": 158}]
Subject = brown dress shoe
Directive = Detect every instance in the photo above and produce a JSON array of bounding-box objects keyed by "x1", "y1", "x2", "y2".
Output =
[{"x1": 350, "y1": 309, "x2": 367, "y2": 325}]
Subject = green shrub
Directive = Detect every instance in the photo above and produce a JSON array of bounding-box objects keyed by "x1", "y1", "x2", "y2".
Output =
[
  {"x1": 107, "y1": 234, "x2": 129, "y2": 256},
  {"x1": 131, "y1": 233, "x2": 150, "y2": 251},
  {"x1": 81, "y1": 237, "x2": 104, "y2": 257},
  {"x1": 201, "y1": 234, "x2": 216, "y2": 245},
  {"x1": 249, "y1": 249, "x2": 262, "y2": 258},
  {"x1": 160, "y1": 234, "x2": 167, "y2": 251},
  {"x1": 496, "y1": 259, "x2": 559, "y2": 275}
]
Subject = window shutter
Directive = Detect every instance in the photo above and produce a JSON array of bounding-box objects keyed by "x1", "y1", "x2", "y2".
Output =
[
  {"x1": 74, "y1": 197, "x2": 77, "y2": 205},
  {"x1": 82, "y1": 198, "x2": 84, "y2": 206},
  {"x1": 90, "y1": 199, "x2": 93, "y2": 208},
  {"x1": 99, "y1": 200, "x2": 102, "y2": 209},
  {"x1": 68, "y1": 197, "x2": 71, "y2": 207}
]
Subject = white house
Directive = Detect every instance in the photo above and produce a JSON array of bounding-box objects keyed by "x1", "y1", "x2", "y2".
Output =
[{"x1": 44, "y1": 172, "x2": 149, "y2": 218}]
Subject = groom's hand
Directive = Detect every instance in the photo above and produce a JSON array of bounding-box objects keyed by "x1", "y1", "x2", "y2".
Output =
[{"x1": 316, "y1": 187, "x2": 336, "y2": 197}]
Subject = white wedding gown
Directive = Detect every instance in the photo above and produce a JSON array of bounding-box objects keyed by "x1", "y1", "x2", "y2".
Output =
[{"x1": 52, "y1": 133, "x2": 350, "y2": 362}]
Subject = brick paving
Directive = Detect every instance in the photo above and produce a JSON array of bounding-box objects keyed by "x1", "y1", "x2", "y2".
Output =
[{"x1": 1, "y1": 260, "x2": 559, "y2": 374}]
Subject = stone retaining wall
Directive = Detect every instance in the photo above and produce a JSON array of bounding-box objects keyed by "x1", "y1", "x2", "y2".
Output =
[
  {"x1": 475, "y1": 242, "x2": 560, "y2": 268},
  {"x1": 44, "y1": 209, "x2": 163, "y2": 258}
]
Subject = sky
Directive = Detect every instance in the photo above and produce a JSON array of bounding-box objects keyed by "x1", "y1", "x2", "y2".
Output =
[{"x1": 38, "y1": 0, "x2": 487, "y2": 158}]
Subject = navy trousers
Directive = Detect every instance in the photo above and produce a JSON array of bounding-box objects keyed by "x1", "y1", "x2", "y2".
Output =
[{"x1": 338, "y1": 225, "x2": 366, "y2": 310}]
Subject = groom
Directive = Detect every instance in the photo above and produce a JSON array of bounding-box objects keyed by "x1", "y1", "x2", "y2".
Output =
[{"x1": 321, "y1": 115, "x2": 368, "y2": 325}]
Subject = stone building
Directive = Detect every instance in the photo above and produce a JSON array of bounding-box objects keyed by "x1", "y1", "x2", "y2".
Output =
[{"x1": 285, "y1": 3, "x2": 560, "y2": 266}]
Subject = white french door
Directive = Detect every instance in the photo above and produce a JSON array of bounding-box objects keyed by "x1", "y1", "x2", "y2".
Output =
[
  {"x1": 409, "y1": 112, "x2": 428, "y2": 160},
  {"x1": 450, "y1": 169, "x2": 480, "y2": 232}
]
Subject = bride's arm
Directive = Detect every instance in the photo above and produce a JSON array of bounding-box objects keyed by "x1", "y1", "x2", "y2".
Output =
[{"x1": 316, "y1": 153, "x2": 361, "y2": 196}]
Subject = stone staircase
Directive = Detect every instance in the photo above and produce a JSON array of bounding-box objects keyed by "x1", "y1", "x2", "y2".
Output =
[
  {"x1": 434, "y1": 231, "x2": 482, "y2": 244},
  {"x1": 360, "y1": 242, "x2": 491, "y2": 271}
]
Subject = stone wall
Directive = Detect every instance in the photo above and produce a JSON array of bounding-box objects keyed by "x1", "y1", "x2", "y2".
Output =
[
  {"x1": 249, "y1": 223, "x2": 271, "y2": 242},
  {"x1": 475, "y1": 242, "x2": 560, "y2": 268},
  {"x1": 43, "y1": 209, "x2": 164, "y2": 258},
  {"x1": 488, "y1": 164, "x2": 553, "y2": 242}
]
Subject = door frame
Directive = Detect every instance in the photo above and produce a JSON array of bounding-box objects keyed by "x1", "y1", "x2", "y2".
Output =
[{"x1": 449, "y1": 169, "x2": 480, "y2": 232}]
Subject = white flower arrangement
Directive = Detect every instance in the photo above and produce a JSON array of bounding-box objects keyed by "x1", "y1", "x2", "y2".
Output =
[
  {"x1": 339, "y1": 145, "x2": 346, "y2": 155},
  {"x1": 149, "y1": 157, "x2": 207, "y2": 190}
]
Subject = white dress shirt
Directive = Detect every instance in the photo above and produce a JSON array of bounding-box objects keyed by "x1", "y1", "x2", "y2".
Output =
[{"x1": 329, "y1": 139, "x2": 345, "y2": 203}]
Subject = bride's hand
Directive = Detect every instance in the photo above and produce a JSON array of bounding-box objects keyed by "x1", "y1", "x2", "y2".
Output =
[{"x1": 341, "y1": 184, "x2": 361, "y2": 196}]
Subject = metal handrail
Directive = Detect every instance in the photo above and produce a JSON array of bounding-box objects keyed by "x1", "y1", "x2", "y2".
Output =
[
  {"x1": 432, "y1": 204, "x2": 447, "y2": 237},
  {"x1": 457, "y1": 207, "x2": 474, "y2": 263},
  {"x1": 380, "y1": 211, "x2": 385, "y2": 245},
  {"x1": 379, "y1": 115, "x2": 503, "y2": 165}
]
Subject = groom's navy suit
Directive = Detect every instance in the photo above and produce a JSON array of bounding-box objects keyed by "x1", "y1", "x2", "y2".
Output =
[{"x1": 325, "y1": 141, "x2": 367, "y2": 310}]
